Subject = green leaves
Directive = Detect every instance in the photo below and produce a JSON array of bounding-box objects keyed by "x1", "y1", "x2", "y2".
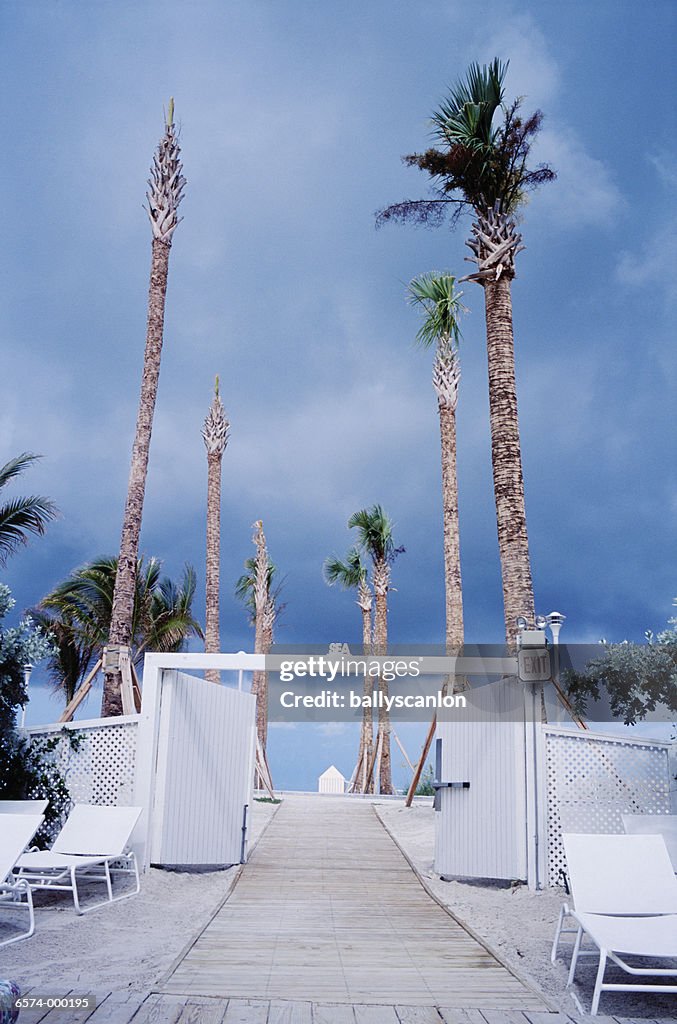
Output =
[
  {"x1": 431, "y1": 59, "x2": 507, "y2": 150},
  {"x1": 324, "y1": 547, "x2": 366, "y2": 590},
  {"x1": 0, "y1": 453, "x2": 58, "y2": 566},
  {"x1": 347, "y1": 505, "x2": 404, "y2": 567},
  {"x1": 407, "y1": 272, "x2": 465, "y2": 350}
]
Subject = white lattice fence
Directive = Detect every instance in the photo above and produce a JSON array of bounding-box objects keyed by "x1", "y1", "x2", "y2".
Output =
[
  {"x1": 27, "y1": 716, "x2": 139, "y2": 808},
  {"x1": 544, "y1": 726, "x2": 671, "y2": 887}
]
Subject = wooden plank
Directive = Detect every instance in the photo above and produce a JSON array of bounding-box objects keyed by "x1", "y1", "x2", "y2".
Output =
[
  {"x1": 354, "y1": 1007, "x2": 400, "y2": 1024},
  {"x1": 479, "y1": 1013, "x2": 531, "y2": 1024},
  {"x1": 312, "y1": 1005, "x2": 356, "y2": 1024},
  {"x1": 129, "y1": 994, "x2": 188, "y2": 1024},
  {"x1": 396, "y1": 1009, "x2": 443, "y2": 1024},
  {"x1": 223, "y1": 1000, "x2": 269, "y2": 1024},
  {"x1": 522, "y1": 1015, "x2": 574, "y2": 1024},
  {"x1": 177, "y1": 997, "x2": 228, "y2": 1024},
  {"x1": 87, "y1": 992, "x2": 147, "y2": 1024},
  {"x1": 438, "y1": 1012, "x2": 485, "y2": 1024},
  {"x1": 268, "y1": 1002, "x2": 313, "y2": 1024}
]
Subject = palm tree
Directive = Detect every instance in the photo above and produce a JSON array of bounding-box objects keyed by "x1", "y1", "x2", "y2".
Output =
[
  {"x1": 407, "y1": 273, "x2": 466, "y2": 652},
  {"x1": 104, "y1": 100, "x2": 187, "y2": 716},
  {"x1": 202, "y1": 377, "x2": 230, "y2": 683},
  {"x1": 236, "y1": 523, "x2": 283, "y2": 755},
  {"x1": 37, "y1": 556, "x2": 202, "y2": 703},
  {"x1": 378, "y1": 60, "x2": 555, "y2": 643},
  {"x1": 324, "y1": 547, "x2": 373, "y2": 792},
  {"x1": 348, "y1": 505, "x2": 403, "y2": 794},
  {"x1": 0, "y1": 453, "x2": 57, "y2": 566},
  {"x1": 406, "y1": 272, "x2": 466, "y2": 801}
]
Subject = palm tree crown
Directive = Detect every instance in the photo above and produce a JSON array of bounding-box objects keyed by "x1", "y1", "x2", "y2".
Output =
[
  {"x1": 0, "y1": 454, "x2": 58, "y2": 566},
  {"x1": 407, "y1": 273, "x2": 465, "y2": 349},
  {"x1": 377, "y1": 58, "x2": 555, "y2": 227},
  {"x1": 38, "y1": 556, "x2": 203, "y2": 701},
  {"x1": 347, "y1": 506, "x2": 404, "y2": 576}
]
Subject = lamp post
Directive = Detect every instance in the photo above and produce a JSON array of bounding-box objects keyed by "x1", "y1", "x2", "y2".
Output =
[{"x1": 20, "y1": 663, "x2": 33, "y2": 728}]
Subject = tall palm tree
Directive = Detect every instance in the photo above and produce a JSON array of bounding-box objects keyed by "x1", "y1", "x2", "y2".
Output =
[
  {"x1": 406, "y1": 273, "x2": 466, "y2": 802},
  {"x1": 0, "y1": 453, "x2": 57, "y2": 566},
  {"x1": 37, "y1": 556, "x2": 203, "y2": 703},
  {"x1": 324, "y1": 547, "x2": 373, "y2": 792},
  {"x1": 408, "y1": 272, "x2": 466, "y2": 654},
  {"x1": 104, "y1": 100, "x2": 187, "y2": 716},
  {"x1": 236, "y1": 523, "x2": 282, "y2": 754},
  {"x1": 202, "y1": 377, "x2": 230, "y2": 683},
  {"x1": 348, "y1": 505, "x2": 403, "y2": 794},
  {"x1": 378, "y1": 60, "x2": 555, "y2": 643}
]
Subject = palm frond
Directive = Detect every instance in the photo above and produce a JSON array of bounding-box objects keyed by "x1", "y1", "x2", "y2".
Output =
[
  {"x1": 0, "y1": 495, "x2": 59, "y2": 566},
  {"x1": 407, "y1": 273, "x2": 465, "y2": 349},
  {"x1": 324, "y1": 547, "x2": 366, "y2": 589},
  {"x1": 348, "y1": 505, "x2": 404, "y2": 566},
  {"x1": 431, "y1": 59, "x2": 507, "y2": 149},
  {"x1": 0, "y1": 453, "x2": 42, "y2": 491}
]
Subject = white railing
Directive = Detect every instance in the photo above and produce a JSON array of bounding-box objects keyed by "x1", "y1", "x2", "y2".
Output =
[{"x1": 544, "y1": 725, "x2": 671, "y2": 887}]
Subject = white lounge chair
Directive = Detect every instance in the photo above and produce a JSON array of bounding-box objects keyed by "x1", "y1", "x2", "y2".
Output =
[
  {"x1": 560, "y1": 833, "x2": 677, "y2": 1015},
  {"x1": 0, "y1": 799, "x2": 49, "y2": 815},
  {"x1": 623, "y1": 813, "x2": 677, "y2": 871},
  {"x1": 14, "y1": 804, "x2": 141, "y2": 914},
  {"x1": 0, "y1": 813, "x2": 44, "y2": 947}
]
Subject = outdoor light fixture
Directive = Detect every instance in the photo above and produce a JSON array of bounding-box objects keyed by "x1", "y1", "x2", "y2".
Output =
[
  {"x1": 535, "y1": 614, "x2": 547, "y2": 629},
  {"x1": 516, "y1": 615, "x2": 528, "y2": 631},
  {"x1": 20, "y1": 663, "x2": 33, "y2": 728},
  {"x1": 545, "y1": 611, "x2": 566, "y2": 645}
]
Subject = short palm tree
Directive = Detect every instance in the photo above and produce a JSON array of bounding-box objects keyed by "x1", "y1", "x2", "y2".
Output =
[
  {"x1": 379, "y1": 60, "x2": 555, "y2": 642},
  {"x1": 348, "y1": 505, "x2": 403, "y2": 794},
  {"x1": 37, "y1": 556, "x2": 203, "y2": 703},
  {"x1": 104, "y1": 101, "x2": 187, "y2": 716},
  {"x1": 0, "y1": 453, "x2": 57, "y2": 566},
  {"x1": 324, "y1": 547, "x2": 373, "y2": 792},
  {"x1": 202, "y1": 377, "x2": 230, "y2": 683}
]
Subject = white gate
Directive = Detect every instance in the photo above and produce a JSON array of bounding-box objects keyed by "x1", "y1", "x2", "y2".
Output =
[
  {"x1": 434, "y1": 679, "x2": 528, "y2": 881},
  {"x1": 134, "y1": 653, "x2": 260, "y2": 871}
]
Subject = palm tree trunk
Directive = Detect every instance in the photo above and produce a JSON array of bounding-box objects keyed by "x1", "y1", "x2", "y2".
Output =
[
  {"x1": 374, "y1": 569, "x2": 393, "y2": 795},
  {"x1": 354, "y1": 603, "x2": 373, "y2": 793},
  {"x1": 103, "y1": 237, "x2": 170, "y2": 716},
  {"x1": 439, "y1": 403, "x2": 464, "y2": 652},
  {"x1": 483, "y1": 274, "x2": 535, "y2": 645},
  {"x1": 204, "y1": 450, "x2": 222, "y2": 684}
]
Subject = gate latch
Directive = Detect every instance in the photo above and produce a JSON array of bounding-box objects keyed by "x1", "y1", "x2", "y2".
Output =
[{"x1": 432, "y1": 780, "x2": 469, "y2": 811}]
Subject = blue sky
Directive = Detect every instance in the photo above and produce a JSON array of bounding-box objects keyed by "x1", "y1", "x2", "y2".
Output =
[{"x1": 1, "y1": 1, "x2": 675, "y2": 788}]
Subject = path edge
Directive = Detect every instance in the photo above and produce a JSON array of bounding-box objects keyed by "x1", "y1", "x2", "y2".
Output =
[
  {"x1": 372, "y1": 802, "x2": 557, "y2": 1014},
  {"x1": 153, "y1": 798, "x2": 284, "y2": 991}
]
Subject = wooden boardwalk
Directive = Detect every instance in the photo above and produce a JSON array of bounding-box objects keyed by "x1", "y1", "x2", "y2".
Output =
[
  {"x1": 160, "y1": 797, "x2": 545, "y2": 1009},
  {"x1": 13, "y1": 995, "x2": 677, "y2": 1024}
]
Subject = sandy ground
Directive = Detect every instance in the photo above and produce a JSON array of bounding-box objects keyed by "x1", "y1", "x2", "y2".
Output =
[
  {"x1": 0, "y1": 800, "x2": 279, "y2": 996},
  {"x1": 375, "y1": 800, "x2": 677, "y2": 1021}
]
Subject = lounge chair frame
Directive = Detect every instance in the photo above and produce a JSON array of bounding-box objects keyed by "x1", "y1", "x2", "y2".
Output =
[
  {"x1": 0, "y1": 813, "x2": 43, "y2": 947},
  {"x1": 15, "y1": 849, "x2": 140, "y2": 915}
]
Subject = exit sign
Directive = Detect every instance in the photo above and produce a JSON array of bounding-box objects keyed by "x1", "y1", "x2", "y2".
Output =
[{"x1": 518, "y1": 648, "x2": 551, "y2": 682}]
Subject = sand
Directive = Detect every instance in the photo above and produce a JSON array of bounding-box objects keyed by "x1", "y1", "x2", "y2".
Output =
[
  {"x1": 1, "y1": 800, "x2": 279, "y2": 997},
  {"x1": 375, "y1": 800, "x2": 676, "y2": 1020}
]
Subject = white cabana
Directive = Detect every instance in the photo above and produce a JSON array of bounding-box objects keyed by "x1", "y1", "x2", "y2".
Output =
[{"x1": 318, "y1": 765, "x2": 346, "y2": 794}]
